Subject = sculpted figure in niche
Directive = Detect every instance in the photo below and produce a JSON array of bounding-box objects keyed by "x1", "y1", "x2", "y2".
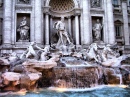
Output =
[
  {"x1": 93, "y1": 19, "x2": 103, "y2": 41},
  {"x1": 17, "y1": 16, "x2": 30, "y2": 41},
  {"x1": 91, "y1": 0, "x2": 100, "y2": 7},
  {"x1": 53, "y1": 17, "x2": 72, "y2": 47}
]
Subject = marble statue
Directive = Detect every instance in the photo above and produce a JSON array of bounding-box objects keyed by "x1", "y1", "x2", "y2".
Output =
[
  {"x1": 20, "y1": 42, "x2": 44, "y2": 59},
  {"x1": 101, "y1": 55, "x2": 128, "y2": 67},
  {"x1": 91, "y1": 0, "x2": 100, "y2": 7},
  {"x1": 94, "y1": 44, "x2": 129, "y2": 67},
  {"x1": 101, "y1": 44, "x2": 117, "y2": 62},
  {"x1": 83, "y1": 43, "x2": 100, "y2": 62},
  {"x1": 39, "y1": 46, "x2": 50, "y2": 61},
  {"x1": 17, "y1": 16, "x2": 29, "y2": 41},
  {"x1": 53, "y1": 17, "x2": 72, "y2": 47},
  {"x1": 8, "y1": 52, "x2": 19, "y2": 63},
  {"x1": 93, "y1": 19, "x2": 103, "y2": 41}
]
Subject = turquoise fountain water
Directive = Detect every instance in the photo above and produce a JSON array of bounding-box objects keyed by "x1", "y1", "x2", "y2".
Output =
[{"x1": 1, "y1": 86, "x2": 130, "y2": 97}]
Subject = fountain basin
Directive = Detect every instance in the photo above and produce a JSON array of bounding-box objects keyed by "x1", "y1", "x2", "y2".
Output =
[{"x1": 59, "y1": 57, "x2": 92, "y2": 67}]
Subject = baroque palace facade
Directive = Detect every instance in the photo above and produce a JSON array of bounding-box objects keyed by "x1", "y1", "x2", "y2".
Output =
[{"x1": 0, "y1": 0, "x2": 130, "y2": 54}]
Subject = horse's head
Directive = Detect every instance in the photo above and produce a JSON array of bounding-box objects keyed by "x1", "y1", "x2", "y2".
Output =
[
  {"x1": 105, "y1": 44, "x2": 113, "y2": 53},
  {"x1": 44, "y1": 46, "x2": 50, "y2": 53},
  {"x1": 91, "y1": 43, "x2": 98, "y2": 51}
]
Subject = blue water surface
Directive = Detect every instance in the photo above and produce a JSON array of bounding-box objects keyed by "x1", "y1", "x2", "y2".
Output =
[{"x1": 1, "y1": 87, "x2": 130, "y2": 97}]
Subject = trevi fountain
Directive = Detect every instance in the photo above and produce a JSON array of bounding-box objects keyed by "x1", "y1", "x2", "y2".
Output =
[
  {"x1": 1, "y1": 0, "x2": 130, "y2": 97},
  {"x1": 0, "y1": 16, "x2": 130, "y2": 97}
]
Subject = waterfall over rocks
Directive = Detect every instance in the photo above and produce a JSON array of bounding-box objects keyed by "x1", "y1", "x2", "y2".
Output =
[{"x1": 0, "y1": 42, "x2": 130, "y2": 92}]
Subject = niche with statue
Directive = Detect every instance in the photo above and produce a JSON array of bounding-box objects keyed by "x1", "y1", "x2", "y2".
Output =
[
  {"x1": 16, "y1": 13, "x2": 30, "y2": 42},
  {"x1": 92, "y1": 17, "x2": 103, "y2": 43}
]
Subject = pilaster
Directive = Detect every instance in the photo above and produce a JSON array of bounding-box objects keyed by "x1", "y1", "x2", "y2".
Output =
[
  {"x1": 3, "y1": 0, "x2": 12, "y2": 45},
  {"x1": 45, "y1": 14, "x2": 49, "y2": 45},
  {"x1": 35, "y1": 0, "x2": 42, "y2": 44},
  {"x1": 82, "y1": 0, "x2": 91, "y2": 44},
  {"x1": 106, "y1": 0, "x2": 115, "y2": 44},
  {"x1": 75, "y1": 15, "x2": 80, "y2": 45},
  {"x1": 122, "y1": 2, "x2": 129, "y2": 45}
]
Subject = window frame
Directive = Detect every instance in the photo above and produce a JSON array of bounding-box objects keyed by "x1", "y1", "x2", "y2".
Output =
[
  {"x1": 115, "y1": 25, "x2": 122, "y2": 37},
  {"x1": 114, "y1": 20, "x2": 123, "y2": 37},
  {"x1": 112, "y1": 0, "x2": 121, "y2": 8}
]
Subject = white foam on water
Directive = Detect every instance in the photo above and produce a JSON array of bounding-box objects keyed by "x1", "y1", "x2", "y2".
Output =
[
  {"x1": 48, "y1": 84, "x2": 129, "y2": 92},
  {"x1": 107, "y1": 84, "x2": 128, "y2": 88},
  {"x1": 48, "y1": 85, "x2": 107, "y2": 92}
]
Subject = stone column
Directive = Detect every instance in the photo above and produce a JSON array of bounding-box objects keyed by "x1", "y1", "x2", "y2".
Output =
[
  {"x1": 122, "y1": 2, "x2": 129, "y2": 45},
  {"x1": 45, "y1": 14, "x2": 49, "y2": 45},
  {"x1": 50, "y1": 16, "x2": 53, "y2": 33},
  {"x1": 3, "y1": 0, "x2": 12, "y2": 44},
  {"x1": 107, "y1": 0, "x2": 115, "y2": 44},
  {"x1": 68, "y1": 17, "x2": 72, "y2": 36},
  {"x1": 50, "y1": 16, "x2": 53, "y2": 43},
  {"x1": 0, "y1": 19, "x2": 2, "y2": 34},
  {"x1": 82, "y1": 0, "x2": 91, "y2": 44},
  {"x1": 75, "y1": 15, "x2": 80, "y2": 45},
  {"x1": 35, "y1": 0, "x2": 42, "y2": 44},
  {"x1": 104, "y1": 0, "x2": 109, "y2": 43},
  {"x1": 0, "y1": 19, "x2": 2, "y2": 44},
  {"x1": 30, "y1": 0, "x2": 35, "y2": 42},
  {"x1": 11, "y1": 1, "x2": 15, "y2": 44}
]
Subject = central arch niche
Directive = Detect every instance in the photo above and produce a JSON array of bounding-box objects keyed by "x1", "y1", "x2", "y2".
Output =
[
  {"x1": 43, "y1": 0, "x2": 81, "y2": 45},
  {"x1": 49, "y1": 0, "x2": 75, "y2": 12},
  {"x1": 47, "y1": 0, "x2": 80, "y2": 17}
]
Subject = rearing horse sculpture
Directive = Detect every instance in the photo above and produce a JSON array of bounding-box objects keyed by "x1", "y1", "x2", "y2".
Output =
[
  {"x1": 83, "y1": 43, "x2": 99, "y2": 62},
  {"x1": 101, "y1": 45, "x2": 117, "y2": 62}
]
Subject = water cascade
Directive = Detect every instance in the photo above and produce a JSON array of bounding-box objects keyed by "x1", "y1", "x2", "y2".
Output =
[{"x1": 0, "y1": 42, "x2": 130, "y2": 95}]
